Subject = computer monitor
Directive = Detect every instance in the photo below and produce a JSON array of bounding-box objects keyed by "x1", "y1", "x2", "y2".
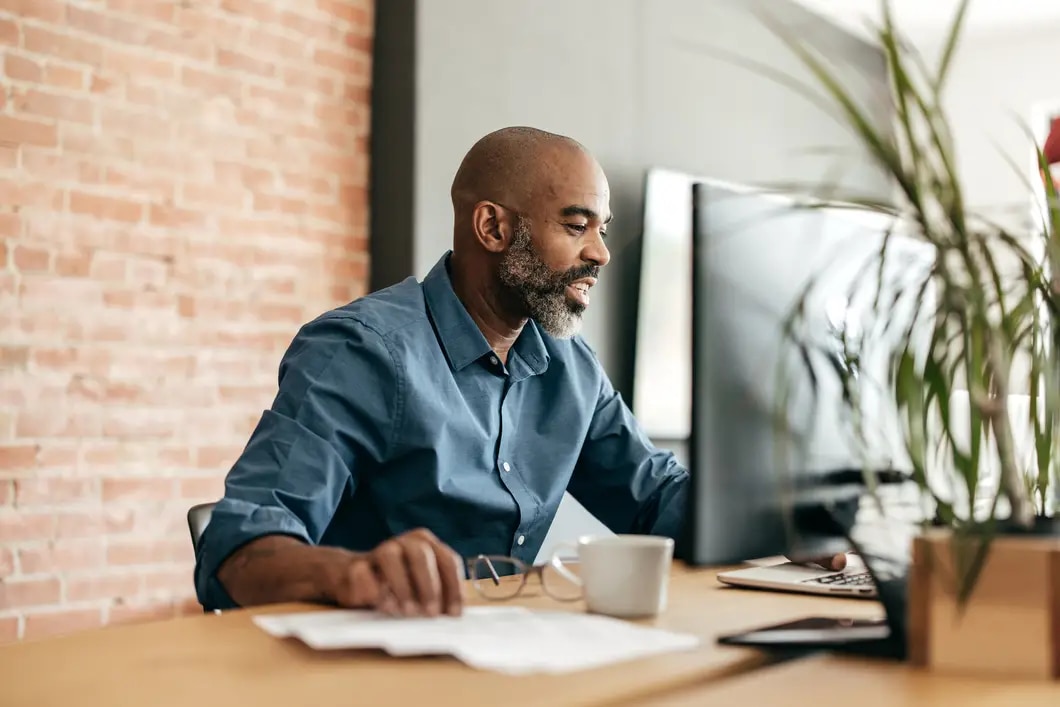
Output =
[
  {"x1": 632, "y1": 169, "x2": 697, "y2": 444},
  {"x1": 678, "y1": 179, "x2": 934, "y2": 566}
]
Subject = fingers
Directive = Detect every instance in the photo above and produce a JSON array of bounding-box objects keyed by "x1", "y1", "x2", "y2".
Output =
[
  {"x1": 786, "y1": 552, "x2": 849, "y2": 571},
  {"x1": 420, "y1": 533, "x2": 465, "y2": 617},
  {"x1": 362, "y1": 529, "x2": 466, "y2": 618},
  {"x1": 372, "y1": 541, "x2": 418, "y2": 615},
  {"x1": 802, "y1": 553, "x2": 847, "y2": 571},
  {"x1": 403, "y1": 540, "x2": 443, "y2": 617}
]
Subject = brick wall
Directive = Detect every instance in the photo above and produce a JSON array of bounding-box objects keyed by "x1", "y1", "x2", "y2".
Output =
[{"x1": 0, "y1": 0, "x2": 373, "y2": 643}]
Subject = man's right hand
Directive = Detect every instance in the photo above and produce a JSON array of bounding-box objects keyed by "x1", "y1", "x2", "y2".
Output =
[{"x1": 332, "y1": 528, "x2": 466, "y2": 618}]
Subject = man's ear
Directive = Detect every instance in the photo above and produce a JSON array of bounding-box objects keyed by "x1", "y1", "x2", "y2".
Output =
[{"x1": 470, "y1": 201, "x2": 510, "y2": 254}]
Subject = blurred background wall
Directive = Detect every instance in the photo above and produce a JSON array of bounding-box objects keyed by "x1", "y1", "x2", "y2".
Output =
[
  {"x1": 371, "y1": 0, "x2": 894, "y2": 411},
  {"x1": 0, "y1": 0, "x2": 373, "y2": 641}
]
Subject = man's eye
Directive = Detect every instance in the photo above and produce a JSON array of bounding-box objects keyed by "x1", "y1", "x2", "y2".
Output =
[
  {"x1": 566, "y1": 224, "x2": 588, "y2": 234},
  {"x1": 600, "y1": 230, "x2": 608, "y2": 239}
]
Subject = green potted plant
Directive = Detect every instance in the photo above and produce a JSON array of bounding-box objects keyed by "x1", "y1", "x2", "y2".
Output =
[{"x1": 764, "y1": 0, "x2": 1060, "y2": 678}]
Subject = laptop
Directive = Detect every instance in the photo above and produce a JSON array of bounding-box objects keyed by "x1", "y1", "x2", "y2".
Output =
[{"x1": 716, "y1": 554, "x2": 877, "y2": 599}]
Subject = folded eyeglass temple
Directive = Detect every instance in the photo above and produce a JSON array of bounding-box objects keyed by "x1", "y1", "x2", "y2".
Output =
[{"x1": 481, "y1": 556, "x2": 501, "y2": 585}]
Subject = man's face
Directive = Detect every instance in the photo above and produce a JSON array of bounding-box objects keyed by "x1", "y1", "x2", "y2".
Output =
[{"x1": 496, "y1": 149, "x2": 612, "y2": 339}]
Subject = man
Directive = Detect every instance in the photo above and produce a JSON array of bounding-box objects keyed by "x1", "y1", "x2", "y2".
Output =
[{"x1": 194, "y1": 127, "x2": 841, "y2": 616}]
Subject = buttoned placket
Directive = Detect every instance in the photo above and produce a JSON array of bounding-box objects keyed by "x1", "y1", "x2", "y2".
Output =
[{"x1": 488, "y1": 354, "x2": 537, "y2": 561}]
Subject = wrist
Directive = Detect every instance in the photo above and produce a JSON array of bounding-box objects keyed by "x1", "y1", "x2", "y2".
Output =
[{"x1": 316, "y1": 546, "x2": 363, "y2": 604}]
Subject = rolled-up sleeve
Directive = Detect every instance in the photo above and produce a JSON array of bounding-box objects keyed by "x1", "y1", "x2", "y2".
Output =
[
  {"x1": 194, "y1": 313, "x2": 400, "y2": 610},
  {"x1": 568, "y1": 365, "x2": 689, "y2": 540}
]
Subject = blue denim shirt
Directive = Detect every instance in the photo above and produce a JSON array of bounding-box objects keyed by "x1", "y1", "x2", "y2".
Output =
[{"x1": 194, "y1": 252, "x2": 688, "y2": 610}]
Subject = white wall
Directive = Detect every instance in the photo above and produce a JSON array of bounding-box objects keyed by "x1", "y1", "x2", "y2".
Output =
[{"x1": 931, "y1": 25, "x2": 1060, "y2": 232}]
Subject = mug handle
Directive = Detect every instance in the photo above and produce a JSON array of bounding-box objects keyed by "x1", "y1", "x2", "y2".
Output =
[{"x1": 548, "y1": 542, "x2": 583, "y2": 587}]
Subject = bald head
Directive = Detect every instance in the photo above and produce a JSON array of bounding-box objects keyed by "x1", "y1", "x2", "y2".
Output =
[
  {"x1": 446, "y1": 126, "x2": 612, "y2": 339},
  {"x1": 450, "y1": 126, "x2": 590, "y2": 216}
]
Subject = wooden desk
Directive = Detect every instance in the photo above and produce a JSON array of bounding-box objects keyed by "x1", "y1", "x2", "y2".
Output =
[
  {"x1": 629, "y1": 654, "x2": 1060, "y2": 706},
  {"x1": 0, "y1": 564, "x2": 881, "y2": 707}
]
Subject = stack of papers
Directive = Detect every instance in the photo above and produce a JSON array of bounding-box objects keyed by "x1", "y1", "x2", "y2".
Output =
[{"x1": 253, "y1": 606, "x2": 700, "y2": 675}]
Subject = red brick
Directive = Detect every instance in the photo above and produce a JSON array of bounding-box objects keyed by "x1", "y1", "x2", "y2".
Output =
[
  {"x1": 23, "y1": 26, "x2": 104, "y2": 67},
  {"x1": 102, "y1": 409, "x2": 181, "y2": 439},
  {"x1": 23, "y1": 608, "x2": 103, "y2": 640},
  {"x1": 4, "y1": 53, "x2": 41, "y2": 82},
  {"x1": 14, "y1": 88, "x2": 96, "y2": 125},
  {"x1": 44, "y1": 64, "x2": 85, "y2": 90},
  {"x1": 65, "y1": 573, "x2": 140, "y2": 603},
  {"x1": 0, "y1": 511, "x2": 54, "y2": 543},
  {"x1": 109, "y1": 600, "x2": 177, "y2": 625},
  {"x1": 15, "y1": 478, "x2": 98, "y2": 507},
  {"x1": 69, "y1": 191, "x2": 143, "y2": 223},
  {"x1": 0, "y1": 17, "x2": 17, "y2": 45},
  {"x1": 316, "y1": 0, "x2": 372, "y2": 26},
  {"x1": 16, "y1": 408, "x2": 103, "y2": 438},
  {"x1": 345, "y1": 33, "x2": 373, "y2": 55},
  {"x1": 180, "y1": 66, "x2": 241, "y2": 98},
  {"x1": 149, "y1": 204, "x2": 206, "y2": 229},
  {"x1": 101, "y1": 478, "x2": 176, "y2": 504},
  {"x1": 37, "y1": 445, "x2": 78, "y2": 470},
  {"x1": 0, "y1": 545, "x2": 13, "y2": 577},
  {"x1": 56, "y1": 511, "x2": 106, "y2": 539},
  {"x1": 0, "y1": 115, "x2": 58, "y2": 149},
  {"x1": 281, "y1": 10, "x2": 344, "y2": 45},
  {"x1": 105, "y1": 505, "x2": 185, "y2": 537},
  {"x1": 279, "y1": 66, "x2": 336, "y2": 97},
  {"x1": 102, "y1": 47, "x2": 176, "y2": 82},
  {"x1": 12, "y1": 245, "x2": 50, "y2": 272},
  {"x1": 217, "y1": 48, "x2": 276, "y2": 79},
  {"x1": 313, "y1": 47, "x2": 370, "y2": 81},
  {"x1": 219, "y1": 0, "x2": 278, "y2": 24},
  {"x1": 107, "y1": 538, "x2": 187, "y2": 566},
  {"x1": 179, "y1": 476, "x2": 223, "y2": 501},
  {"x1": 0, "y1": 444, "x2": 38, "y2": 470},
  {"x1": 0, "y1": 578, "x2": 61, "y2": 610},
  {"x1": 0, "y1": 617, "x2": 18, "y2": 643},
  {"x1": 67, "y1": 5, "x2": 146, "y2": 45},
  {"x1": 19, "y1": 539, "x2": 106, "y2": 575},
  {"x1": 0, "y1": 0, "x2": 373, "y2": 638},
  {"x1": 0, "y1": 345, "x2": 29, "y2": 369},
  {"x1": 142, "y1": 567, "x2": 194, "y2": 596},
  {"x1": 0, "y1": 0, "x2": 66, "y2": 22},
  {"x1": 104, "y1": 0, "x2": 175, "y2": 23},
  {"x1": 0, "y1": 213, "x2": 19, "y2": 237}
]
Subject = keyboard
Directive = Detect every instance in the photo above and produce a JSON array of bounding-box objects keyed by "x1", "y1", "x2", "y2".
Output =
[{"x1": 804, "y1": 571, "x2": 874, "y2": 587}]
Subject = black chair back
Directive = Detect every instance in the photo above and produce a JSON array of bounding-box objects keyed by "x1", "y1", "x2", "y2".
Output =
[{"x1": 187, "y1": 502, "x2": 216, "y2": 554}]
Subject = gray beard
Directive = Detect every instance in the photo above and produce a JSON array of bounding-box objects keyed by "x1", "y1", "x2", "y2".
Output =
[{"x1": 497, "y1": 219, "x2": 584, "y2": 339}]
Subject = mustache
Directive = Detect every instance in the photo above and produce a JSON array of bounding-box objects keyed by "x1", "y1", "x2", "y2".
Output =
[{"x1": 559, "y1": 264, "x2": 600, "y2": 286}]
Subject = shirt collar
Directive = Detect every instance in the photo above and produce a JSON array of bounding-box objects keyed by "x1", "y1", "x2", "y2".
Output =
[{"x1": 423, "y1": 252, "x2": 550, "y2": 377}]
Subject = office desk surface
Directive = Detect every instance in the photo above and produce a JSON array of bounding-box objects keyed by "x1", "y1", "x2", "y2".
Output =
[
  {"x1": 0, "y1": 564, "x2": 882, "y2": 707},
  {"x1": 631, "y1": 654, "x2": 1060, "y2": 706}
]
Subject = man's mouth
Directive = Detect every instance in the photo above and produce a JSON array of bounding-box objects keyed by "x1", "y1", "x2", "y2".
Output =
[{"x1": 565, "y1": 278, "x2": 596, "y2": 308}]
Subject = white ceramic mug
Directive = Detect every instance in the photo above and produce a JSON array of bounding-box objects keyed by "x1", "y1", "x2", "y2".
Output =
[{"x1": 549, "y1": 534, "x2": 674, "y2": 618}]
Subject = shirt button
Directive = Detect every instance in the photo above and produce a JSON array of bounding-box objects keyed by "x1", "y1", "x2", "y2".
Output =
[
  {"x1": 517, "y1": 535, "x2": 525, "y2": 546},
  {"x1": 502, "y1": 461, "x2": 511, "y2": 472},
  {"x1": 489, "y1": 355, "x2": 499, "y2": 366}
]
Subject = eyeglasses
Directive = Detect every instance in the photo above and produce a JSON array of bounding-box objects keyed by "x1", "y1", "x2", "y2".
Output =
[{"x1": 465, "y1": 554, "x2": 582, "y2": 602}]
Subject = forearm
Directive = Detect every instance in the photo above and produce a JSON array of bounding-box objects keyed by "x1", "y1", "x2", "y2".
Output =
[{"x1": 216, "y1": 535, "x2": 358, "y2": 607}]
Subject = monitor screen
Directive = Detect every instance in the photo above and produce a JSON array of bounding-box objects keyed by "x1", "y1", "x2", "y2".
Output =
[{"x1": 679, "y1": 179, "x2": 934, "y2": 565}]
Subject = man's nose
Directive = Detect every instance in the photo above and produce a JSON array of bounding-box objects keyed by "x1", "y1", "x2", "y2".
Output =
[{"x1": 583, "y1": 231, "x2": 611, "y2": 268}]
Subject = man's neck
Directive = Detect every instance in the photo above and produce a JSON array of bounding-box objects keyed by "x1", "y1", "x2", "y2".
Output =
[{"x1": 450, "y1": 261, "x2": 526, "y2": 364}]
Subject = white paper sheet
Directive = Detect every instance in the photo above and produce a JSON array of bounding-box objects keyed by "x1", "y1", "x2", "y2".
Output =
[{"x1": 253, "y1": 606, "x2": 699, "y2": 675}]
